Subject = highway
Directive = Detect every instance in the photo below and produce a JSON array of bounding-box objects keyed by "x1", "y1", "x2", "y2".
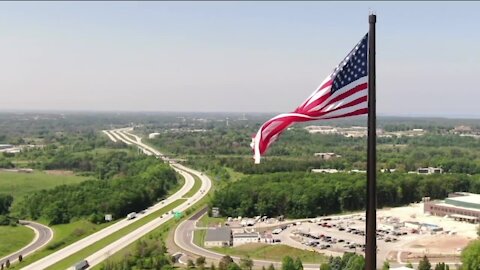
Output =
[
  {"x1": 0, "y1": 221, "x2": 53, "y2": 266},
  {"x1": 23, "y1": 128, "x2": 208, "y2": 270},
  {"x1": 83, "y1": 128, "x2": 212, "y2": 269}
]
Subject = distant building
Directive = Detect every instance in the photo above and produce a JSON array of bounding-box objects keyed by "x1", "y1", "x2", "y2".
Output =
[
  {"x1": 148, "y1": 132, "x2": 161, "y2": 139},
  {"x1": 233, "y1": 232, "x2": 260, "y2": 246},
  {"x1": 314, "y1": 152, "x2": 341, "y2": 160},
  {"x1": 417, "y1": 167, "x2": 443, "y2": 175},
  {"x1": 311, "y1": 169, "x2": 339, "y2": 174},
  {"x1": 350, "y1": 169, "x2": 366, "y2": 173},
  {"x1": 424, "y1": 192, "x2": 480, "y2": 223},
  {"x1": 204, "y1": 227, "x2": 232, "y2": 247},
  {"x1": 0, "y1": 144, "x2": 13, "y2": 150},
  {"x1": 453, "y1": 125, "x2": 472, "y2": 133}
]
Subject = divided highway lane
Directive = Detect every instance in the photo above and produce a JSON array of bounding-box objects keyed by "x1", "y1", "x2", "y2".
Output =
[
  {"x1": 23, "y1": 163, "x2": 195, "y2": 270},
  {"x1": 0, "y1": 221, "x2": 53, "y2": 266},
  {"x1": 82, "y1": 128, "x2": 212, "y2": 268}
]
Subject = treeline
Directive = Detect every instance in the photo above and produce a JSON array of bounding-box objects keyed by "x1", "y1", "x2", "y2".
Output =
[
  {"x1": 100, "y1": 233, "x2": 174, "y2": 270},
  {"x1": 217, "y1": 157, "x2": 346, "y2": 174},
  {"x1": 13, "y1": 157, "x2": 177, "y2": 225},
  {"x1": 17, "y1": 147, "x2": 144, "y2": 179},
  {"x1": 210, "y1": 172, "x2": 478, "y2": 218},
  {"x1": 0, "y1": 194, "x2": 16, "y2": 226},
  {"x1": 154, "y1": 127, "x2": 480, "y2": 175}
]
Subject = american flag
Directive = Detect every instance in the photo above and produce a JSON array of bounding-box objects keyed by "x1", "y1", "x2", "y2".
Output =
[{"x1": 251, "y1": 34, "x2": 369, "y2": 164}]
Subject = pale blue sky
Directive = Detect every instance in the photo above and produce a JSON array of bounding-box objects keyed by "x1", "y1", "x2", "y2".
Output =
[{"x1": 1, "y1": 1, "x2": 479, "y2": 117}]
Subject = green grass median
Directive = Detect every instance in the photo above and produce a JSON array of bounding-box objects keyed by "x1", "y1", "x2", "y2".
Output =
[
  {"x1": 91, "y1": 184, "x2": 213, "y2": 269},
  {"x1": 183, "y1": 174, "x2": 202, "y2": 198},
  {"x1": 46, "y1": 198, "x2": 186, "y2": 270}
]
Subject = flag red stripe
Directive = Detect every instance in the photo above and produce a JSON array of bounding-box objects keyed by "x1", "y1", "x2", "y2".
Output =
[
  {"x1": 252, "y1": 34, "x2": 369, "y2": 163},
  {"x1": 297, "y1": 80, "x2": 333, "y2": 111},
  {"x1": 257, "y1": 96, "x2": 367, "y2": 155}
]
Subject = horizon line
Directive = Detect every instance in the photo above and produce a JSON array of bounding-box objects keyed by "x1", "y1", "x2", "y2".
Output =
[{"x1": 1, "y1": 109, "x2": 480, "y2": 120}]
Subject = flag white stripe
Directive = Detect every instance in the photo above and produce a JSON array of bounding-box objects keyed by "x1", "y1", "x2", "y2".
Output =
[
  {"x1": 308, "y1": 76, "x2": 367, "y2": 112},
  {"x1": 302, "y1": 76, "x2": 333, "y2": 107},
  {"x1": 321, "y1": 89, "x2": 367, "y2": 113}
]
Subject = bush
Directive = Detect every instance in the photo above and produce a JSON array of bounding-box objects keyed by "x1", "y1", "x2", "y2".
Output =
[{"x1": 46, "y1": 241, "x2": 65, "y2": 250}]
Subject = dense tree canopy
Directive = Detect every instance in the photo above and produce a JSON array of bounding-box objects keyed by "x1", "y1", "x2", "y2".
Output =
[
  {"x1": 0, "y1": 195, "x2": 13, "y2": 215},
  {"x1": 461, "y1": 240, "x2": 480, "y2": 270},
  {"x1": 210, "y1": 172, "x2": 476, "y2": 218},
  {"x1": 14, "y1": 157, "x2": 177, "y2": 225}
]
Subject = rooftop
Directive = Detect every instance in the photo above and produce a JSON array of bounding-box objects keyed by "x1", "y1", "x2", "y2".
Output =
[
  {"x1": 233, "y1": 232, "x2": 260, "y2": 239},
  {"x1": 205, "y1": 227, "x2": 231, "y2": 242},
  {"x1": 447, "y1": 193, "x2": 480, "y2": 205}
]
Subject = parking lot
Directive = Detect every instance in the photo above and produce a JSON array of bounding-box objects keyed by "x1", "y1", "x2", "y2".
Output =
[
  {"x1": 272, "y1": 214, "x2": 420, "y2": 262},
  {"x1": 236, "y1": 202, "x2": 477, "y2": 266}
]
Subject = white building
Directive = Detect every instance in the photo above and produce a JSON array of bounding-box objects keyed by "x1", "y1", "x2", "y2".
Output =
[
  {"x1": 204, "y1": 227, "x2": 232, "y2": 247},
  {"x1": 148, "y1": 132, "x2": 161, "y2": 139},
  {"x1": 233, "y1": 232, "x2": 260, "y2": 246},
  {"x1": 417, "y1": 167, "x2": 443, "y2": 175},
  {"x1": 311, "y1": 169, "x2": 339, "y2": 174},
  {"x1": 314, "y1": 152, "x2": 341, "y2": 160}
]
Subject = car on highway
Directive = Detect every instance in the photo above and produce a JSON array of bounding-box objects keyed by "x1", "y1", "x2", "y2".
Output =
[
  {"x1": 126, "y1": 212, "x2": 137, "y2": 220},
  {"x1": 69, "y1": 260, "x2": 89, "y2": 270}
]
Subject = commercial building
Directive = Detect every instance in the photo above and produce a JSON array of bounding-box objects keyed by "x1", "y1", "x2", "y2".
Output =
[
  {"x1": 204, "y1": 227, "x2": 232, "y2": 247},
  {"x1": 311, "y1": 169, "x2": 339, "y2": 174},
  {"x1": 417, "y1": 167, "x2": 443, "y2": 174},
  {"x1": 148, "y1": 132, "x2": 161, "y2": 139},
  {"x1": 424, "y1": 192, "x2": 480, "y2": 223},
  {"x1": 314, "y1": 152, "x2": 341, "y2": 160},
  {"x1": 232, "y1": 232, "x2": 260, "y2": 246}
]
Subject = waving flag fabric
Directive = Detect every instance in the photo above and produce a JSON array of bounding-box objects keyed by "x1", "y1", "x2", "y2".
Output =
[{"x1": 251, "y1": 34, "x2": 369, "y2": 164}]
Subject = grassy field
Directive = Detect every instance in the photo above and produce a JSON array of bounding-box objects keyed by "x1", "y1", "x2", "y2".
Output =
[
  {"x1": 0, "y1": 171, "x2": 88, "y2": 200},
  {"x1": 8, "y1": 219, "x2": 114, "y2": 269},
  {"x1": 9, "y1": 171, "x2": 185, "y2": 269},
  {"x1": 51, "y1": 172, "x2": 196, "y2": 269},
  {"x1": 224, "y1": 167, "x2": 245, "y2": 182},
  {"x1": 197, "y1": 214, "x2": 226, "y2": 227},
  {"x1": 0, "y1": 225, "x2": 35, "y2": 258},
  {"x1": 194, "y1": 229, "x2": 206, "y2": 247},
  {"x1": 211, "y1": 244, "x2": 327, "y2": 264},
  {"x1": 183, "y1": 174, "x2": 202, "y2": 198},
  {"x1": 46, "y1": 199, "x2": 186, "y2": 270}
]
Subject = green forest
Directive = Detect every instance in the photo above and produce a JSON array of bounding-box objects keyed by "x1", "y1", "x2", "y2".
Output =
[
  {"x1": 13, "y1": 157, "x2": 177, "y2": 225},
  {"x1": 0, "y1": 116, "x2": 179, "y2": 225},
  {"x1": 210, "y1": 172, "x2": 478, "y2": 218}
]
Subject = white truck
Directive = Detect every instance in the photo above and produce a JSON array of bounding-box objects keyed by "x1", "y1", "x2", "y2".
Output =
[{"x1": 126, "y1": 212, "x2": 137, "y2": 220}]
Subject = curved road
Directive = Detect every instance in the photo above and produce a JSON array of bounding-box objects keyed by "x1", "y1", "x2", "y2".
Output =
[
  {"x1": 23, "y1": 129, "x2": 201, "y2": 270},
  {"x1": 0, "y1": 221, "x2": 53, "y2": 266},
  {"x1": 83, "y1": 128, "x2": 212, "y2": 269},
  {"x1": 174, "y1": 212, "x2": 323, "y2": 270}
]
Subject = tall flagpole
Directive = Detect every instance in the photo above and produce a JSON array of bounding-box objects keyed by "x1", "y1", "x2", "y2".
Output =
[{"x1": 366, "y1": 13, "x2": 377, "y2": 270}]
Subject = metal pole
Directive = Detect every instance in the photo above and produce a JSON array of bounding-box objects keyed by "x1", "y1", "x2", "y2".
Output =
[{"x1": 366, "y1": 13, "x2": 377, "y2": 270}]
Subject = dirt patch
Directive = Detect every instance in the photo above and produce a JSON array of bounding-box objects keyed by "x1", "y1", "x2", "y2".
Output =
[
  {"x1": 44, "y1": 170, "x2": 75, "y2": 176},
  {"x1": 406, "y1": 235, "x2": 470, "y2": 253}
]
